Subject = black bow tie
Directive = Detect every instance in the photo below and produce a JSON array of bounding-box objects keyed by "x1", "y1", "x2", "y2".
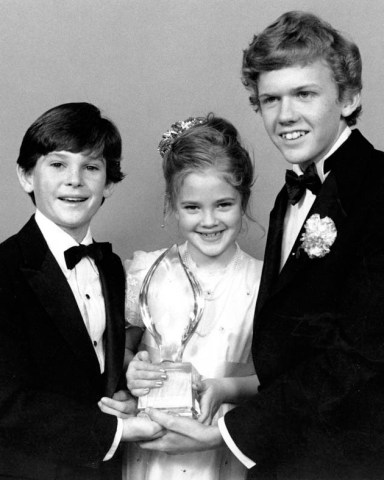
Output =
[
  {"x1": 285, "y1": 163, "x2": 322, "y2": 206},
  {"x1": 64, "y1": 242, "x2": 112, "y2": 270}
]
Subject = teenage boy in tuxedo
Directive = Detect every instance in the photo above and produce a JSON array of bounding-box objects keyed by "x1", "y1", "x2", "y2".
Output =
[
  {"x1": 0, "y1": 102, "x2": 162, "y2": 480},
  {"x1": 130, "y1": 11, "x2": 384, "y2": 480}
]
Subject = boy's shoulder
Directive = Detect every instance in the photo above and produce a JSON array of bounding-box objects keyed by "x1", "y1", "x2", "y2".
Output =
[
  {"x1": 0, "y1": 220, "x2": 30, "y2": 259},
  {"x1": 353, "y1": 130, "x2": 384, "y2": 179},
  {"x1": 0, "y1": 216, "x2": 53, "y2": 273},
  {"x1": 0, "y1": 222, "x2": 30, "y2": 283}
]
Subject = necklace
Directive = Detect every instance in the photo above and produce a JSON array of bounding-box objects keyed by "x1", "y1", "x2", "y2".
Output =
[
  {"x1": 181, "y1": 243, "x2": 242, "y2": 300},
  {"x1": 180, "y1": 243, "x2": 242, "y2": 338}
]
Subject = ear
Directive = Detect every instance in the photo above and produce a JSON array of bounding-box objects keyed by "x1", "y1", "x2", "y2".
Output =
[
  {"x1": 16, "y1": 165, "x2": 34, "y2": 193},
  {"x1": 341, "y1": 91, "x2": 361, "y2": 119},
  {"x1": 103, "y1": 181, "x2": 114, "y2": 199}
]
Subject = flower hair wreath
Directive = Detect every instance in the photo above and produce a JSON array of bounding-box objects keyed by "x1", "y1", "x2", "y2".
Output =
[{"x1": 158, "y1": 117, "x2": 204, "y2": 158}]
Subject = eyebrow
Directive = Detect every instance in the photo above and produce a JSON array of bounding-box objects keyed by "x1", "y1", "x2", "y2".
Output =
[
  {"x1": 47, "y1": 152, "x2": 69, "y2": 158},
  {"x1": 292, "y1": 84, "x2": 320, "y2": 92},
  {"x1": 259, "y1": 83, "x2": 321, "y2": 97},
  {"x1": 179, "y1": 199, "x2": 200, "y2": 205},
  {"x1": 179, "y1": 196, "x2": 237, "y2": 204},
  {"x1": 48, "y1": 152, "x2": 104, "y2": 162},
  {"x1": 216, "y1": 196, "x2": 237, "y2": 202}
]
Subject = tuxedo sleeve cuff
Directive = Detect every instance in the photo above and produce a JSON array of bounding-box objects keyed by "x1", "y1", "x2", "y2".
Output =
[
  {"x1": 218, "y1": 416, "x2": 256, "y2": 468},
  {"x1": 103, "y1": 418, "x2": 123, "y2": 461}
]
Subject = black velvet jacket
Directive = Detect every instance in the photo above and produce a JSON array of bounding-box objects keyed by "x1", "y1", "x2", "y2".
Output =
[
  {"x1": 226, "y1": 130, "x2": 384, "y2": 480},
  {"x1": 0, "y1": 217, "x2": 125, "y2": 480}
]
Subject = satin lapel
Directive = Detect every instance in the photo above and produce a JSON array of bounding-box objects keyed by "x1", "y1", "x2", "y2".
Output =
[
  {"x1": 271, "y1": 174, "x2": 345, "y2": 298},
  {"x1": 97, "y1": 252, "x2": 125, "y2": 397},
  {"x1": 254, "y1": 129, "x2": 374, "y2": 337},
  {"x1": 255, "y1": 187, "x2": 288, "y2": 320},
  {"x1": 268, "y1": 129, "x2": 370, "y2": 301},
  {"x1": 18, "y1": 218, "x2": 101, "y2": 378}
]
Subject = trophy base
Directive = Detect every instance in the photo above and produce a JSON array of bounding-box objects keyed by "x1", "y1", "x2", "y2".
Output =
[{"x1": 138, "y1": 361, "x2": 200, "y2": 419}]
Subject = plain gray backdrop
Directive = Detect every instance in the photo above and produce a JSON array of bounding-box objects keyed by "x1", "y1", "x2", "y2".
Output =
[{"x1": 1, "y1": 0, "x2": 383, "y2": 261}]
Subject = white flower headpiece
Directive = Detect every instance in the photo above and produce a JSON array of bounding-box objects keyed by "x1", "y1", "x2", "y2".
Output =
[{"x1": 300, "y1": 214, "x2": 337, "y2": 259}]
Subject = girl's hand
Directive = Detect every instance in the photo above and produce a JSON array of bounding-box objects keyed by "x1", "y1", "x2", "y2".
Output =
[
  {"x1": 195, "y1": 378, "x2": 226, "y2": 425},
  {"x1": 127, "y1": 351, "x2": 167, "y2": 396},
  {"x1": 98, "y1": 390, "x2": 137, "y2": 419}
]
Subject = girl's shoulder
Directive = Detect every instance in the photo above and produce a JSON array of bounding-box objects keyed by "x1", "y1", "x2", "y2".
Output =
[
  {"x1": 124, "y1": 247, "x2": 168, "y2": 277},
  {"x1": 124, "y1": 247, "x2": 168, "y2": 326},
  {"x1": 239, "y1": 248, "x2": 263, "y2": 270},
  {"x1": 238, "y1": 247, "x2": 263, "y2": 282}
]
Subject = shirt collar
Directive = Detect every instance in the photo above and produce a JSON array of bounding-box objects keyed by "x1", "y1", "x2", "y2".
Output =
[
  {"x1": 293, "y1": 126, "x2": 351, "y2": 181},
  {"x1": 35, "y1": 210, "x2": 93, "y2": 276}
]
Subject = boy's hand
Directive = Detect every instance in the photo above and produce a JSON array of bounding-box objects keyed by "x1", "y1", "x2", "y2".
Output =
[
  {"x1": 138, "y1": 409, "x2": 223, "y2": 454},
  {"x1": 126, "y1": 351, "x2": 167, "y2": 396},
  {"x1": 121, "y1": 413, "x2": 165, "y2": 442},
  {"x1": 99, "y1": 390, "x2": 165, "y2": 441},
  {"x1": 98, "y1": 390, "x2": 137, "y2": 418}
]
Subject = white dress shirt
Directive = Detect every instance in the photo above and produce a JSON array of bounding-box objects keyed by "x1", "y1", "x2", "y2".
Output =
[
  {"x1": 34, "y1": 210, "x2": 122, "y2": 461},
  {"x1": 35, "y1": 210, "x2": 107, "y2": 372},
  {"x1": 280, "y1": 127, "x2": 351, "y2": 269},
  {"x1": 219, "y1": 126, "x2": 352, "y2": 468}
]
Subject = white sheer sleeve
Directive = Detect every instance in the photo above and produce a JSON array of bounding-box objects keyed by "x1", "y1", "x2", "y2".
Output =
[{"x1": 124, "y1": 249, "x2": 167, "y2": 328}]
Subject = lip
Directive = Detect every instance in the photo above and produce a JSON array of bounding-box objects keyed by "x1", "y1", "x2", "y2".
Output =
[{"x1": 58, "y1": 196, "x2": 88, "y2": 204}]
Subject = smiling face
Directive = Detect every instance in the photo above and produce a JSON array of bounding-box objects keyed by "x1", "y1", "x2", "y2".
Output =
[
  {"x1": 258, "y1": 59, "x2": 360, "y2": 168},
  {"x1": 17, "y1": 151, "x2": 113, "y2": 242},
  {"x1": 175, "y1": 168, "x2": 243, "y2": 268}
]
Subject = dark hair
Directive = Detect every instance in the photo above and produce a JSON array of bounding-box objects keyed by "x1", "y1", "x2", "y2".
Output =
[
  {"x1": 17, "y1": 102, "x2": 124, "y2": 182},
  {"x1": 162, "y1": 113, "x2": 254, "y2": 216},
  {"x1": 242, "y1": 11, "x2": 362, "y2": 126}
]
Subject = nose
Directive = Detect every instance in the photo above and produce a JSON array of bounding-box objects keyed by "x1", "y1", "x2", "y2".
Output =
[
  {"x1": 278, "y1": 97, "x2": 299, "y2": 124},
  {"x1": 65, "y1": 166, "x2": 83, "y2": 187},
  {"x1": 201, "y1": 209, "x2": 218, "y2": 227}
]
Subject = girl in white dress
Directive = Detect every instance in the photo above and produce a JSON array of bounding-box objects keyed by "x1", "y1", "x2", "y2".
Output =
[{"x1": 110, "y1": 114, "x2": 262, "y2": 479}]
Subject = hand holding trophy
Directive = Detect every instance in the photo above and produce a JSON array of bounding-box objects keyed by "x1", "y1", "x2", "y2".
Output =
[{"x1": 138, "y1": 244, "x2": 205, "y2": 418}]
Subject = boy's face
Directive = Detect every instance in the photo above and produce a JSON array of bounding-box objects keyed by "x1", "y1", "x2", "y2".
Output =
[
  {"x1": 18, "y1": 151, "x2": 113, "y2": 242},
  {"x1": 257, "y1": 59, "x2": 359, "y2": 168}
]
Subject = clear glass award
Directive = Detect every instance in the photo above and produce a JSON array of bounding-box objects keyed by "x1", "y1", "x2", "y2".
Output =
[{"x1": 138, "y1": 244, "x2": 204, "y2": 418}]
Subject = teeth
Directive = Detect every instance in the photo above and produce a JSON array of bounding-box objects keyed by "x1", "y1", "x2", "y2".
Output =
[
  {"x1": 282, "y1": 131, "x2": 306, "y2": 140},
  {"x1": 200, "y1": 232, "x2": 221, "y2": 238}
]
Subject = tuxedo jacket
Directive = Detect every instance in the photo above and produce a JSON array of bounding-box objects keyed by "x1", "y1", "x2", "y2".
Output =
[
  {"x1": 225, "y1": 130, "x2": 384, "y2": 480},
  {"x1": 0, "y1": 216, "x2": 126, "y2": 480}
]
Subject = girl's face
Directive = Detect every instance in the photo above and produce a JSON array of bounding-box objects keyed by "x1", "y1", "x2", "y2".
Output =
[{"x1": 175, "y1": 168, "x2": 243, "y2": 267}]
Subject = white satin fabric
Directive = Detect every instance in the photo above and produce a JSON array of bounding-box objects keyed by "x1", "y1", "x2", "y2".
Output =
[{"x1": 123, "y1": 242, "x2": 262, "y2": 480}]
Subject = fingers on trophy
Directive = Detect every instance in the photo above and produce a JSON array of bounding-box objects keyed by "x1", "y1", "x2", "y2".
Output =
[{"x1": 138, "y1": 244, "x2": 204, "y2": 418}]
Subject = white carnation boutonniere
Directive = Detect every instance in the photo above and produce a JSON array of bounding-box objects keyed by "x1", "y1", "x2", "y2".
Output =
[{"x1": 299, "y1": 214, "x2": 337, "y2": 259}]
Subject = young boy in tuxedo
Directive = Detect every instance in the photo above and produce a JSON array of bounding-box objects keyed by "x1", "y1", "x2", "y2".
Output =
[
  {"x1": 0, "y1": 102, "x2": 162, "y2": 480},
  {"x1": 133, "y1": 11, "x2": 384, "y2": 480}
]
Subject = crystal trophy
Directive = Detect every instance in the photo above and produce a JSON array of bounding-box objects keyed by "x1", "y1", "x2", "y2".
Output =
[{"x1": 138, "y1": 244, "x2": 204, "y2": 417}]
